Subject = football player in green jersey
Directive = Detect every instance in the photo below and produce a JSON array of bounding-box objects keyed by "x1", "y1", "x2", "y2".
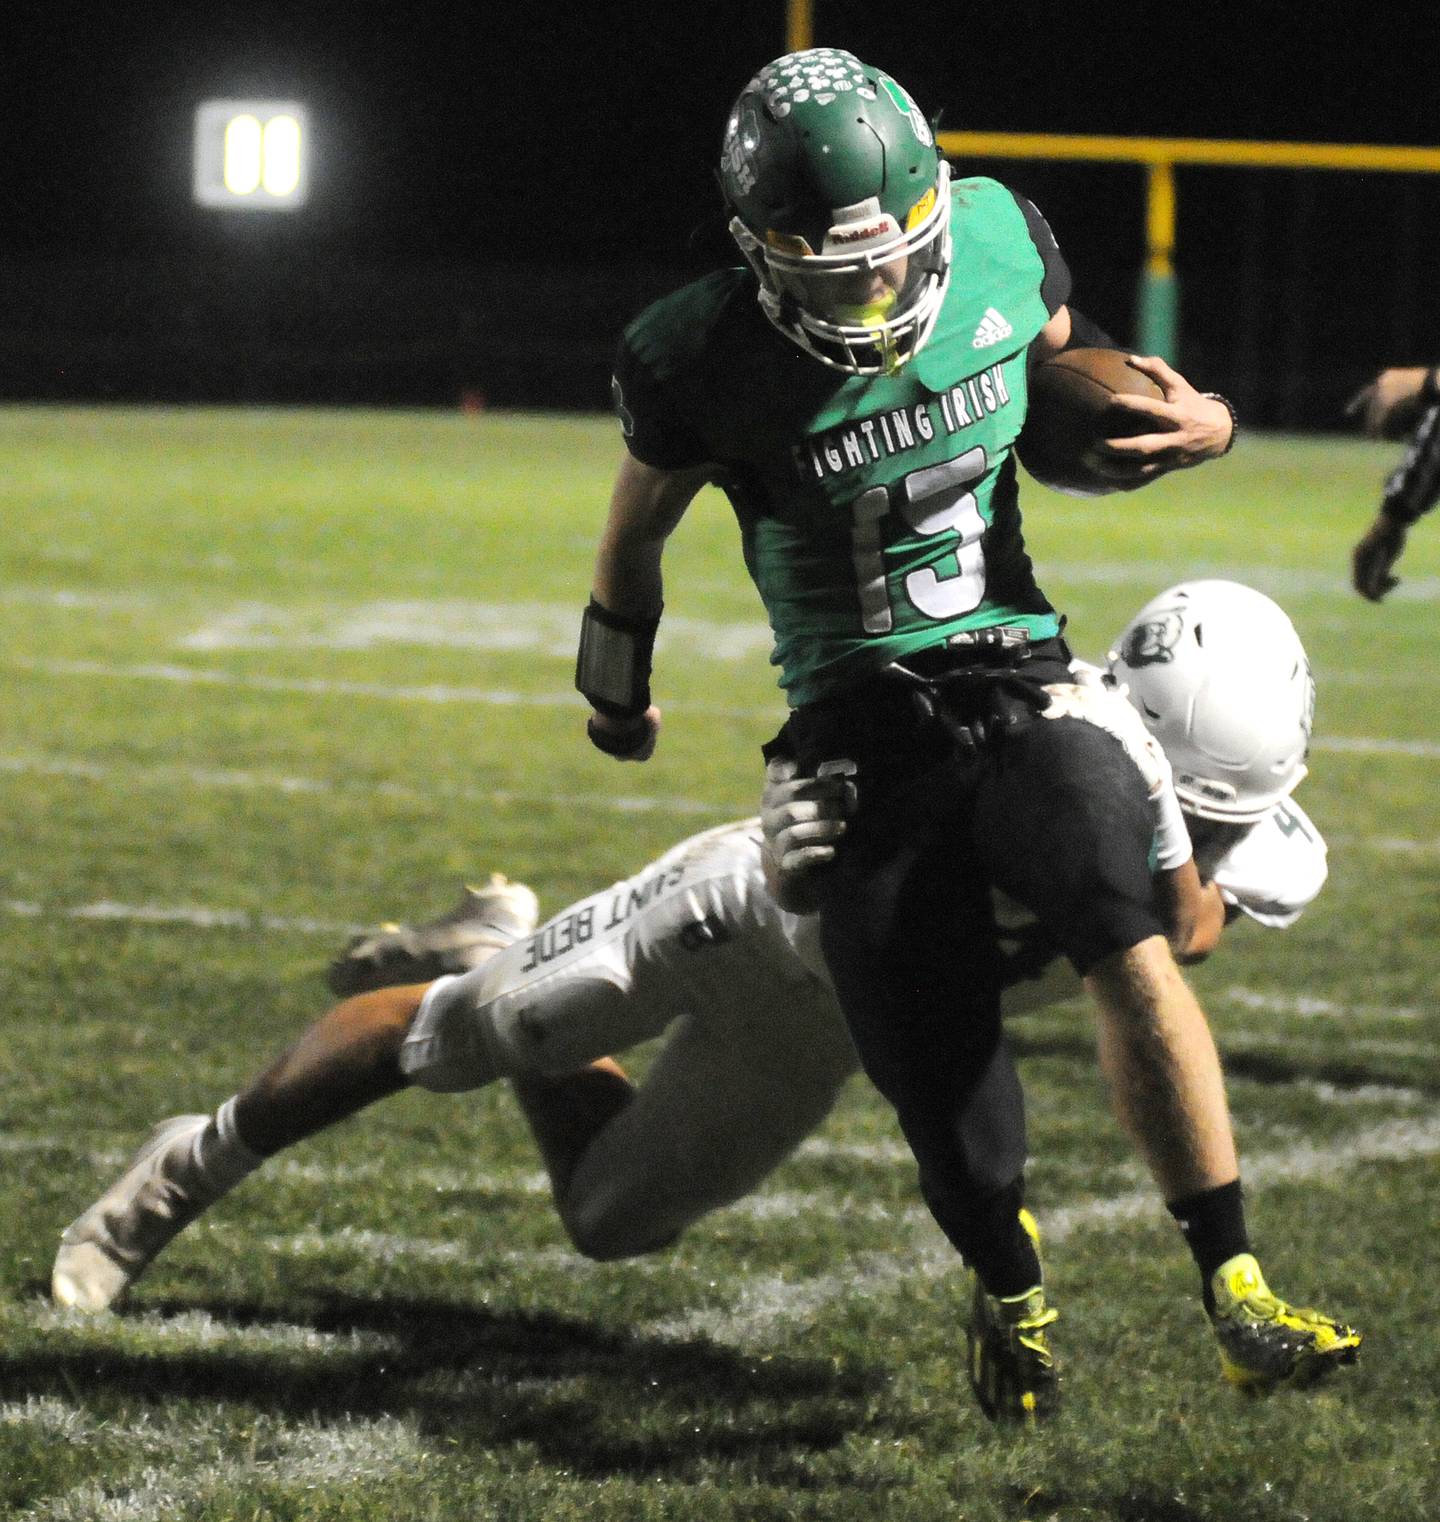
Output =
[{"x1": 575, "y1": 48, "x2": 1357, "y2": 1422}]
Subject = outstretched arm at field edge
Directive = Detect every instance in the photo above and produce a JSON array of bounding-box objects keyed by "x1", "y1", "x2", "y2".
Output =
[
  {"x1": 1345, "y1": 365, "x2": 1438, "y2": 439},
  {"x1": 580, "y1": 455, "x2": 713, "y2": 761},
  {"x1": 1350, "y1": 399, "x2": 1440, "y2": 600}
]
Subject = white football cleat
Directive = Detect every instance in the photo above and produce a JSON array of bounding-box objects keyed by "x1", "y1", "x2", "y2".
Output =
[
  {"x1": 327, "y1": 874, "x2": 541, "y2": 995},
  {"x1": 52, "y1": 1114, "x2": 215, "y2": 1313}
]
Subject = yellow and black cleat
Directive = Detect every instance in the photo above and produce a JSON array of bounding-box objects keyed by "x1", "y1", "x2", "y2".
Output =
[
  {"x1": 1209, "y1": 1253, "x2": 1362, "y2": 1394},
  {"x1": 966, "y1": 1208, "x2": 1060, "y2": 1426}
]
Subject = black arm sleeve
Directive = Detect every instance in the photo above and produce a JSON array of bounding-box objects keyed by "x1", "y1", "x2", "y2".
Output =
[
  {"x1": 1009, "y1": 191, "x2": 1071, "y2": 315},
  {"x1": 1381, "y1": 405, "x2": 1440, "y2": 525}
]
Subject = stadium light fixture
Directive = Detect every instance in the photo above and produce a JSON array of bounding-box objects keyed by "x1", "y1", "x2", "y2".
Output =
[{"x1": 193, "y1": 100, "x2": 309, "y2": 210}]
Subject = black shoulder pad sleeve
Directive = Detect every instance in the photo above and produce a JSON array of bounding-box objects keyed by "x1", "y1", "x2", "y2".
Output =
[
  {"x1": 1010, "y1": 191, "x2": 1072, "y2": 316},
  {"x1": 612, "y1": 333, "x2": 710, "y2": 471}
]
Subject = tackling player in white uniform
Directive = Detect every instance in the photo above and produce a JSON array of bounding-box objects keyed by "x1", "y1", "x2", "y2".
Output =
[{"x1": 52, "y1": 583, "x2": 1355, "y2": 1397}]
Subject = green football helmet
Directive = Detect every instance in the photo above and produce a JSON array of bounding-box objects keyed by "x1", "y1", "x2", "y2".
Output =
[{"x1": 719, "y1": 49, "x2": 952, "y2": 375}]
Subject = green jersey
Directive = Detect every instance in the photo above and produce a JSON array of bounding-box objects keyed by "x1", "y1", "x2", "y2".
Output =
[{"x1": 613, "y1": 177, "x2": 1071, "y2": 707}]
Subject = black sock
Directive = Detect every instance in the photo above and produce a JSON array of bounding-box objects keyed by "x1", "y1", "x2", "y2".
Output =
[{"x1": 1167, "y1": 1179, "x2": 1250, "y2": 1311}]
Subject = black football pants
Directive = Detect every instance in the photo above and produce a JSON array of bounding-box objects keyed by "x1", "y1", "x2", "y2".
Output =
[{"x1": 778, "y1": 649, "x2": 1161, "y2": 1286}]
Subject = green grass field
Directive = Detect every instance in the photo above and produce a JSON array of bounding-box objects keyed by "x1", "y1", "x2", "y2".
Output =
[{"x1": 1, "y1": 406, "x2": 1436, "y2": 1521}]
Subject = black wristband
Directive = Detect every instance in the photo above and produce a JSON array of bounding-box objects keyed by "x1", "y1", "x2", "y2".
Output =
[
  {"x1": 575, "y1": 597, "x2": 661, "y2": 720},
  {"x1": 1201, "y1": 393, "x2": 1238, "y2": 456},
  {"x1": 1421, "y1": 367, "x2": 1440, "y2": 407}
]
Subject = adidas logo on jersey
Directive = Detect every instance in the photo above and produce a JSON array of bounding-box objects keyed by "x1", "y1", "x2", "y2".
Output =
[{"x1": 972, "y1": 307, "x2": 1014, "y2": 348}]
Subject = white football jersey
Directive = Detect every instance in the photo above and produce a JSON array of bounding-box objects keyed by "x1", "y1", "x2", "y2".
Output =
[
  {"x1": 403, "y1": 819, "x2": 842, "y2": 1093},
  {"x1": 405, "y1": 802, "x2": 1327, "y2": 1096},
  {"x1": 399, "y1": 804, "x2": 1324, "y2": 1257},
  {"x1": 1197, "y1": 797, "x2": 1327, "y2": 929},
  {"x1": 401, "y1": 819, "x2": 859, "y2": 1258}
]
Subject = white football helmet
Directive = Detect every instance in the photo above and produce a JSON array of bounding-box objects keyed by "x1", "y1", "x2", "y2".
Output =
[{"x1": 1107, "y1": 580, "x2": 1314, "y2": 822}]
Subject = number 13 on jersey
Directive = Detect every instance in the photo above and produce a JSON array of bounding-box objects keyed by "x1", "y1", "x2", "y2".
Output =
[{"x1": 849, "y1": 446, "x2": 989, "y2": 633}]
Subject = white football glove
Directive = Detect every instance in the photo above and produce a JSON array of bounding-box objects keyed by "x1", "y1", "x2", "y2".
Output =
[
  {"x1": 1041, "y1": 666, "x2": 1172, "y2": 799},
  {"x1": 760, "y1": 757, "x2": 856, "y2": 879}
]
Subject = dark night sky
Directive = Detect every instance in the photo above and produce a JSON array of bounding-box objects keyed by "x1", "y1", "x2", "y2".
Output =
[
  {"x1": 5, "y1": 2, "x2": 1431, "y2": 265},
  {"x1": 4, "y1": 1, "x2": 1435, "y2": 417}
]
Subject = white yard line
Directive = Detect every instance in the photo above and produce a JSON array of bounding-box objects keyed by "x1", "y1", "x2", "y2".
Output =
[
  {"x1": 643, "y1": 1110, "x2": 1440, "y2": 1347},
  {"x1": 9, "y1": 742, "x2": 1440, "y2": 848},
  {"x1": 794, "y1": 1137, "x2": 915, "y2": 1166},
  {"x1": 1313, "y1": 735, "x2": 1440, "y2": 760},
  {"x1": 1220, "y1": 985, "x2": 1423, "y2": 1021},
  {"x1": 177, "y1": 600, "x2": 778, "y2": 663},
  {"x1": 0, "y1": 587, "x2": 155, "y2": 613},
  {"x1": 0, "y1": 748, "x2": 727, "y2": 819},
  {"x1": 9, "y1": 1411, "x2": 422, "y2": 1522},
  {"x1": 1219, "y1": 1029, "x2": 1435, "y2": 1062},
  {"x1": 7, "y1": 657, "x2": 769, "y2": 720},
  {"x1": 11, "y1": 657, "x2": 1440, "y2": 758},
  {"x1": 18, "y1": 1121, "x2": 1426, "y2": 1335},
  {"x1": 28, "y1": 1305, "x2": 403, "y2": 1358},
  {"x1": 11, "y1": 656, "x2": 594, "y2": 708},
  {"x1": 1329, "y1": 833, "x2": 1440, "y2": 855},
  {"x1": 249, "y1": 1230, "x2": 663, "y2": 1277},
  {"x1": 0, "y1": 870, "x2": 1428, "y2": 1060},
  {"x1": 261, "y1": 1227, "x2": 479, "y2": 1266},
  {"x1": 1244, "y1": 1078, "x2": 1431, "y2": 1107},
  {"x1": 8, "y1": 571, "x2": 1440, "y2": 624},
  {"x1": 1, "y1": 897, "x2": 361, "y2": 938},
  {"x1": 268, "y1": 1157, "x2": 552, "y2": 1194},
  {"x1": 20, "y1": 1068, "x2": 1426, "y2": 1218},
  {"x1": 25, "y1": 1103, "x2": 1434, "y2": 1354}
]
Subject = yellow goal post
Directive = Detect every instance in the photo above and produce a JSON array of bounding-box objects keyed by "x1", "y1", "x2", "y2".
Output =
[
  {"x1": 778, "y1": 3, "x2": 1440, "y2": 363},
  {"x1": 936, "y1": 131, "x2": 1440, "y2": 359}
]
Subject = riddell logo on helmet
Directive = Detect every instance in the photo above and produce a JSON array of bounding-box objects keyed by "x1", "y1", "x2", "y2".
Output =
[{"x1": 826, "y1": 218, "x2": 893, "y2": 247}]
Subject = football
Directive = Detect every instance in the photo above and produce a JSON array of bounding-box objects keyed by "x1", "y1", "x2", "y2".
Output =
[{"x1": 1017, "y1": 347, "x2": 1165, "y2": 496}]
